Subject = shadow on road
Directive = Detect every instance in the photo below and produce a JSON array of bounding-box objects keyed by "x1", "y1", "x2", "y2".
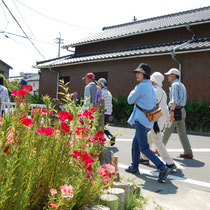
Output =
[{"x1": 173, "y1": 158, "x2": 205, "y2": 168}]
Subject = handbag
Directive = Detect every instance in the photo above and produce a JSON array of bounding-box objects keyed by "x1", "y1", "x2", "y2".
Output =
[
  {"x1": 136, "y1": 91, "x2": 163, "y2": 122},
  {"x1": 173, "y1": 107, "x2": 182, "y2": 121}
]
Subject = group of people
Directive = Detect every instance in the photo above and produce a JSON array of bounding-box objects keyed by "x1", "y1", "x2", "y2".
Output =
[
  {"x1": 125, "y1": 63, "x2": 193, "y2": 183},
  {"x1": 81, "y1": 65, "x2": 193, "y2": 182}
]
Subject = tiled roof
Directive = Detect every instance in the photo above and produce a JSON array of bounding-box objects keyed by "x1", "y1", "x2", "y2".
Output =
[
  {"x1": 36, "y1": 37, "x2": 210, "y2": 68},
  {"x1": 63, "y1": 6, "x2": 210, "y2": 48}
]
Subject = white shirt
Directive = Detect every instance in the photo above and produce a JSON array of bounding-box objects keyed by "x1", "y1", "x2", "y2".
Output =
[
  {"x1": 0, "y1": 85, "x2": 10, "y2": 112},
  {"x1": 101, "y1": 88, "x2": 113, "y2": 115},
  {"x1": 154, "y1": 85, "x2": 170, "y2": 130}
]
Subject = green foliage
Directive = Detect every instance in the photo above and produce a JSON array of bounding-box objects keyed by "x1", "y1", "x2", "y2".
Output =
[
  {"x1": 0, "y1": 74, "x2": 19, "y2": 93},
  {"x1": 125, "y1": 189, "x2": 145, "y2": 210},
  {"x1": 30, "y1": 93, "x2": 44, "y2": 104},
  {"x1": 112, "y1": 93, "x2": 210, "y2": 133},
  {"x1": 112, "y1": 93, "x2": 133, "y2": 125},
  {"x1": 185, "y1": 98, "x2": 210, "y2": 133}
]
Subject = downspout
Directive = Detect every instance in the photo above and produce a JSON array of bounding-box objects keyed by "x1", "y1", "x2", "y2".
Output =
[{"x1": 170, "y1": 24, "x2": 196, "y2": 81}]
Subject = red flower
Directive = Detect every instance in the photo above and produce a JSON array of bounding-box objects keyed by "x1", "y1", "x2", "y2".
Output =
[
  {"x1": 44, "y1": 127, "x2": 53, "y2": 136},
  {"x1": 82, "y1": 152, "x2": 95, "y2": 166},
  {"x1": 72, "y1": 150, "x2": 82, "y2": 159},
  {"x1": 3, "y1": 145, "x2": 10, "y2": 154},
  {"x1": 95, "y1": 131, "x2": 104, "y2": 138},
  {"x1": 11, "y1": 90, "x2": 17, "y2": 97},
  {"x1": 61, "y1": 123, "x2": 70, "y2": 132},
  {"x1": 20, "y1": 116, "x2": 34, "y2": 126},
  {"x1": 50, "y1": 201, "x2": 56, "y2": 208},
  {"x1": 17, "y1": 89, "x2": 27, "y2": 98},
  {"x1": 22, "y1": 85, "x2": 33, "y2": 92},
  {"x1": 58, "y1": 111, "x2": 74, "y2": 122}
]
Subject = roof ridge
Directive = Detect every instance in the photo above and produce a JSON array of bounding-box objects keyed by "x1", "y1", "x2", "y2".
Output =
[{"x1": 102, "y1": 6, "x2": 210, "y2": 30}]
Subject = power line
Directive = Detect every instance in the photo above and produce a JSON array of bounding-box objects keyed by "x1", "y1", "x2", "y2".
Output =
[
  {"x1": 16, "y1": 0, "x2": 98, "y2": 30},
  {"x1": 0, "y1": 29, "x2": 56, "y2": 46},
  {"x1": 1, "y1": 0, "x2": 46, "y2": 59},
  {"x1": 12, "y1": 0, "x2": 47, "y2": 56},
  {"x1": 0, "y1": 1, "x2": 10, "y2": 30}
]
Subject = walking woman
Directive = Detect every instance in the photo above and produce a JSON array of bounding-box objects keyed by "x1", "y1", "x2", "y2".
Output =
[{"x1": 125, "y1": 63, "x2": 171, "y2": 182}]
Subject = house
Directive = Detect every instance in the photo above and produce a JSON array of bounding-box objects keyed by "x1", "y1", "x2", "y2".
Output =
[
  {"x1": 0, "y1": 60, "x2": 13, "y2": 78},
  {"x1": 27, "y1": 75, "x2": 40, "y2": 95},
  {"x1": 36, "y1": 6, "x2": 210, "y2": 104}
]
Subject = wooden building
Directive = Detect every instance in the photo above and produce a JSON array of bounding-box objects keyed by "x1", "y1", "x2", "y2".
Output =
[
  {"x1": 36, "y1": 6, "x2": 210, "y2": 104},
  {"x1": 0, "y1": 60, "x2": 13, "y2": 78}
]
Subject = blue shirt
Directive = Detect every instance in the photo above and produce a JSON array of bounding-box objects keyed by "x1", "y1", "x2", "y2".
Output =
[
  {"x1": 169, "y1": 79, "x2": 187, "y2": 107},
  {"x1": 127, "y1": 79, "x2": 157, "y2": 128}
]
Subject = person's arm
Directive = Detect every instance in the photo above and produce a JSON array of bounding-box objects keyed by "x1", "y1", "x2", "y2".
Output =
[{"x1": 127, "y1": 84, "x2": 143, "y2": 105}]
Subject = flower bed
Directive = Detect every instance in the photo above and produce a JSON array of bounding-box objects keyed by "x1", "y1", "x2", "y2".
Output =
[{"x1": 0, "y1": 83, "x2": 115, "y2": 209}]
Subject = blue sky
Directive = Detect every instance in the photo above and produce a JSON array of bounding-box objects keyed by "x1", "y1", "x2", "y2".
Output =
[{"x1": 0, "y1": 0, "x2": 210, "y2": 76}]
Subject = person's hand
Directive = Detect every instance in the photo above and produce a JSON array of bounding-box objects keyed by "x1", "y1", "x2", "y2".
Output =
[
  {"x1": 153, "y1": 122, "x2": 160, "y2": 134},
  {"x1": 170, "y1": 112, "x2": 175, "y2": 121},
  {"x1": 109, "y1": 116, "x2": 113, "y2": 121}
]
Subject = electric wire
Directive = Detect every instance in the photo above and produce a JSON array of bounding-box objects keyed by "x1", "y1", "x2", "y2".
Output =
[
  {"x1": 12, "y1": 0, "x2": 47, "y2": 56},
  {"x1": 0, "y1": 1, "x2": 10, "y2": 30},
  {"x1": 16, "y1": 0, "x2": 98, "y2": 30},
  {"x1": 1, "y1": 0, "x2": 46, "y2": 59}
]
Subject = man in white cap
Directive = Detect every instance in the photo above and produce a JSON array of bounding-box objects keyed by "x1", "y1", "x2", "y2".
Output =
[
  {"x1": 140, "y1": 72, "x2": 177, "y2": 170},
  {"x1": 163, "y1": 68, "x2": 193, "y2": 159}
]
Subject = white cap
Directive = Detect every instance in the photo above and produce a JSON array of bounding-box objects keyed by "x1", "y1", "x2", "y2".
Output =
[
  {"x1": 164, "y1": 68, "x2": 180, "y2": 76},
  {"x1": 151, "y1": 72, "x2": 164, "y2": 87}
]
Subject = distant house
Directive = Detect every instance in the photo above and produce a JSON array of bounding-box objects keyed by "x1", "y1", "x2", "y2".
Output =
[
  {"x1": 0, "y1": 60, "x2": 13, "y2": 78},
  {"x1": 27, "y1": 75, "x2": 40, "y2": 95},
  {"x1": 36, "y1": 6, "x2": 210, "y2": 104}
]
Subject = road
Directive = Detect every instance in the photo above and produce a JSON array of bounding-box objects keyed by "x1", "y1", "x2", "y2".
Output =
[{"x1": 106, "y1": 125, "x2": 210, "y2": 192}]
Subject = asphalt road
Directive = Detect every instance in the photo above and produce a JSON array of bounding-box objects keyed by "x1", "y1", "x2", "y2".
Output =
[{"x1": 106, "y1": 125, "x2": 210, "y2": 193}]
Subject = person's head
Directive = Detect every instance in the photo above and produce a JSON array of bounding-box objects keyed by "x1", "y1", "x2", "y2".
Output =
[
  {"x1": 82, "y1": 72, "x2": 95, "y2": 85},
  {"x1": 164, "y1": 68, "x2": 180, "y2": 83},
  {"x1": 150, "y1": 72, "x2": 164, "y2": 87},
  {"x1": 97, "y1": 78, "x2": 108, "y2": 89},
  {"x1": 18, "y1": 79, "x2": 27, "y2": 88},
  {"x1": 0, "y1": 77, "x2": 3, "y2": 86},
  {"x1": 134, "y1": 63, "x2": 151, "y2": 83}
]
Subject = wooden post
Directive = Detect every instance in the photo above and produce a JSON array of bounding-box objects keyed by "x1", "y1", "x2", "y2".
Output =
[{"x1": 100, "y1": 194, "x2": 119, "y2": 210}]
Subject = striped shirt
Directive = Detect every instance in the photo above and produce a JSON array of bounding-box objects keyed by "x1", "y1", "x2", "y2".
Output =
[
  {"x1": 169, "y1": 79, "x2": 187, "y2": 107},
  {"x1": 101, "y1": 88, "x2": 113, "y2": 115},
  {"x1": 0, "y1": 85, "x2": 10, "y2": 112}
]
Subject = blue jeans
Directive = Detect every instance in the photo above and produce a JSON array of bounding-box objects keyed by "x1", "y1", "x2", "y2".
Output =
[
  {"x1": 104, "y1": 114, "x2": 113, "y2": 139},
  {"x1": 131, "y1": 121, "x2": 165, "y2": 171}
]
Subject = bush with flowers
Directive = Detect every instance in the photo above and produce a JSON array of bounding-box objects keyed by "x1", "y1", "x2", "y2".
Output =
[{"x1": 0, "y1": 81, "x2": 115, "y2": 209}]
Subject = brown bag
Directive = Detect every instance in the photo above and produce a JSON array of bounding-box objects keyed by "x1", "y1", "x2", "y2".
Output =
[{"x1": 136, "y1": 104, "x2": 162, "y2": 122}]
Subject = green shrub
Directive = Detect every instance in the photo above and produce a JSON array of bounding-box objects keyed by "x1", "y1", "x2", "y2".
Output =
[
  {"x1": 30, "y1": 93, "x2": 44, "y2": 104},
  {"x1": 112, "y1": 93, "x2": 210, "y2": 133},
  {"x1": 185, "y1": 98, "x2": 210, "y2": 133},
  {"x1": 112, "y1": 93, "x2": 133, "y2": 125}
]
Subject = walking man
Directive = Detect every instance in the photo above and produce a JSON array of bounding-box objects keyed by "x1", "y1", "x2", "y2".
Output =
[
  {"x1": 140, "y1": 72, "x2": 176, "y2": 170},
  {"x1": 82, "y1": 72, "x2": 98, "y2": 108},
  {"x1": 97, "y1": 78, "x2": 116, "y2": 146},
  {"x1": 0, "y1": 77, "x2": 10, "y2": 115},
  {"x1": 163, "y1": 68, "x2": 193, "y2": 159},
  {"x1": 125, "y1": 63, "x2": 171, "y2": 183}
]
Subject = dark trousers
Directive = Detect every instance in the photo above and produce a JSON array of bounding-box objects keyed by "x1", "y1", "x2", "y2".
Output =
[{"x1": 104, "y1": 114, "x2": 113, "y2": 139}]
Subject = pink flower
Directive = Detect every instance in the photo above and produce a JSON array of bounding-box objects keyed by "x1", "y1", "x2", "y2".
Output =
[
  {"x1": 50, "y1": 189, "x2": 57, "y2": 195},
  {"x1": 11, "y1": 90, "x2": 17, "y2": 97},
  {"x1": 103, "y1": 164, "x2": 115, "y2": 174},
  {"x1": 98, "y1": 168, "x2": 109, "y2": 177},
  {"x1": 50, "y1": 201, "x2": 56, "y2": 208},
  {"x1": 58, "y1": 111, "x2": 74, "y2": 122},
  {"x1": 60, "y1": 184, "x2": 73, "y2": 198}
]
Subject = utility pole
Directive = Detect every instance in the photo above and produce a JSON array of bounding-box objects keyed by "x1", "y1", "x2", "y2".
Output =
[{"x1": 54, "y1": 32, "x2": 63, "y2": 57}]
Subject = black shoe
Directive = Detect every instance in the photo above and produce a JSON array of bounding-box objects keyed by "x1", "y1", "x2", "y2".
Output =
[
  {"x1": 139, "y1": 157, "x2": 150, "y2": 165},
  {"x1": 158, "y1": 167, "x2": 171, "y2": 183},
  {"x1": 125, "y1": 166, "x2": 140, "y2": 175},
  {"x1": 166, "y1": 164, "x2": 177, "y2": 170},
  {"x1": 110, "y1": 136, "x2": 116, "y2": 146}
]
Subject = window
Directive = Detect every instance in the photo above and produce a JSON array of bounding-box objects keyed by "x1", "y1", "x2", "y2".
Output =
[
  {"x1": 59, "y1": 76, "x2": 70, "y2": 85},
  {"x1": 94, "y1": 72, "x2": 108, "y2": 81}
]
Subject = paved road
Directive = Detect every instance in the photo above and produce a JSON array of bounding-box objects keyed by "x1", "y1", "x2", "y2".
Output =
[{"x1": 105, "y1": 126, "x2": 210, "y2": 209}]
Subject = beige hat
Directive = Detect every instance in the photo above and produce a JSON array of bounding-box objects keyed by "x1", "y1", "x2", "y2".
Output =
[
  {"x1": 151, "y1": 72, "x2": 164, "y2": 87},
  {"x1": 164, "y1": 68, "x2": 180, "y2": 76}
]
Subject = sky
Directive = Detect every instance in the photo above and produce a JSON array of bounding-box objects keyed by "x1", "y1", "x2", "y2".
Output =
[{"x1": 0, "y1": 0, "x2": 210, "y2": 77}]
